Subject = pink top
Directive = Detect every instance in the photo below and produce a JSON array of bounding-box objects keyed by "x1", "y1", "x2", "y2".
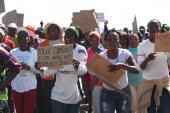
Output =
[{"x1": 87, "y1": 48, "x2": 103, "y2": 87}]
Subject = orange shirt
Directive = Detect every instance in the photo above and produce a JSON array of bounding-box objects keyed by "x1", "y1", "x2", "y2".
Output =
[{"x1": 39, "y1": 39, "x2": 54, "y2": 80}]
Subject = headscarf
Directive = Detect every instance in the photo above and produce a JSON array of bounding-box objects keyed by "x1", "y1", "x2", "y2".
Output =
[
  {"x1": 25, "y1": 25, "x2": 37, "y2": 40},
  {"x1": 162, "y1": 24, "x2": 170, "y2": 32},
  {"x1": 67, "y1": 26, "x2": 80, "y2": 38},
  {"x1": 88, "y1": 31, "x2": 100, "y2": 41}
]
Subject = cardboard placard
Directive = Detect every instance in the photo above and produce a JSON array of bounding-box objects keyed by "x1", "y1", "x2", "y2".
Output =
[
  {"x1": 2, "y1": 10, "x2": 24, "y2": 27},
  {"x1": 2, "y1": 10, "x2": 17, "y2": 26},
  {"x1": 96, "y1": 13, "x2": 104, "y2": 22},
  {"x1": 72, "y1": 10, "x2": 99, "y2": 33},
  {"x1": 16, "y1": 13, "x2": 24, "y2": 27},
  {"x1": 154, "y1": 33, "x2": 170, "y2": 52},
  {"x1": 38, "y1": 44, "x2": 73, "y2": 68},
  {"x1": 86, "y1": 54, "x2": 125, "y2": 86}
]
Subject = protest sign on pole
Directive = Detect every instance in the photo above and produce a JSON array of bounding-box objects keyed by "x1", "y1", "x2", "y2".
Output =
[
  {"x1": 38, "y1": 44, "x2": 73, "y2": 69},
  {"x1": 154, "y1": 33, "x2": 170, "y2": 52}
]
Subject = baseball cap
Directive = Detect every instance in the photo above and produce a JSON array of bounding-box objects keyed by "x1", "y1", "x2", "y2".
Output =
[{"x1": 8, "y1": 23, "x2": 17, "y2": 28}]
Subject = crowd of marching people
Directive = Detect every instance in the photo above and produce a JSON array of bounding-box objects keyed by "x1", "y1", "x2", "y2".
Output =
[{"x1": 0, "y1": 18, "x2": 170, "y2": 113}]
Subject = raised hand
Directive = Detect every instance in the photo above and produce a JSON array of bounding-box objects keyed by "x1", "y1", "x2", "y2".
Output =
[
  {"x1": 73, "y1": 59, "x2": 80, "y2": 70},
  {"x1": 21, "y1": 62, "x2": 30, "y2": 70},
  {"x1": 108, "y1": 63, "x2": 124, "y2": 72},
  {"x1": 146, "y1": 53, "x2": 156, "y2": 62}
]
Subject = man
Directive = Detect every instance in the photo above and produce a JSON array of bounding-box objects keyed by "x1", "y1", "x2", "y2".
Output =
[
  {"x1": 7, "y1": 23, "x2": 18, "y2": 47},
  {"x1": 138, "y1": 19, "x2": 170, "y2": 113},
  {"x1": 138, "y1": 26, "x2": 146, "y2": 42}
]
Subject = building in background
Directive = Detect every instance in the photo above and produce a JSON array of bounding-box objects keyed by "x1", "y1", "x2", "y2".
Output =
[{"x1": 132, "y1": 15, "x2": 138, "y2": 34}]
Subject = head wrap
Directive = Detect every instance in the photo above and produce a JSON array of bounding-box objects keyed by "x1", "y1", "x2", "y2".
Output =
[
  {"x1": 88, "y1": 31, "x2": 100, "y2": 41},
  {"x1": 162, "y1": 24, "x2": 170, "y2": 32},
  {"x1": 25, "y1": 25, "x2": 37, "y2": 40},
  {"x1": 67, "y1": 26, "x2": 79, "y2": 38}
]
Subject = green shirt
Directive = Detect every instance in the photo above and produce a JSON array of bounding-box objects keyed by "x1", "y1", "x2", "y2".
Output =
[
  {"x1": 128, "y1": 48, "x2": 143, "y2": 85},
  {"x1": 0, "y1": 69, "x2": 8, "y2": 100}
]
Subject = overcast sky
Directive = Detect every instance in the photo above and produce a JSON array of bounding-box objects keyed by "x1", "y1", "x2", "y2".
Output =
[{"x1": 4, "y1": 0, "x2": 170, "y2": 30}]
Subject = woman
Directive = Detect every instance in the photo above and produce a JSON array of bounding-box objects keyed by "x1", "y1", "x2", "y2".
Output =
[
  {"x1": 86, "y1": 31, "x2": 104, "y2": 113},
  {"x1": 10, "y1": 28, "x2": 40, "y2": 113},
  {"x1": 128, "y1": 34, "x2": 143, "y2": 113},
  {"x1": 99, "y1": 29, "x2": 139, "y2": 113},
  {"x1": 37, "y1": 23, "x2": 64, "y2": 113},
  {"x1": 51, "y1": 26, "x2": 87, "y2": 113}
]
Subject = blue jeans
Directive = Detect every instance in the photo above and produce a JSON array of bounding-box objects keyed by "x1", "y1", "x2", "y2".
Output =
[
  {"x1": 51, "y1": 99, "x2": 80, "y2": 113},
  {"x1": 0, "y1": 100, "x2": 9, "y2": 113},
  {"x1": 148, "y1": 86, "x2": 170, "y2": 113},
  {"x1": 100, "y1": 85, "x2": 132, "y2": 113}
]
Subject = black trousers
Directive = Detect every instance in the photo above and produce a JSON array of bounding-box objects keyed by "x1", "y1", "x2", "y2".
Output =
[{"x1": 36, "y1": 78, "x2": 54, "y2": 113}]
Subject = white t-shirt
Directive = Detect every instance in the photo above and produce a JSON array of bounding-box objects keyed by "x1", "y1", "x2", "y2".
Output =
[
  {"x1": 100, "y1": 48, "x2": 132, "y2": 90},
  {"x1": 138, "y1": 39, "x2": 169, "y2": 80},
  {"x1": 10, "y1": 47, "x2": 37, "y2": 92},
  {"x1": 51, "y1": 44, "x2": 87, "y2": 104}
]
